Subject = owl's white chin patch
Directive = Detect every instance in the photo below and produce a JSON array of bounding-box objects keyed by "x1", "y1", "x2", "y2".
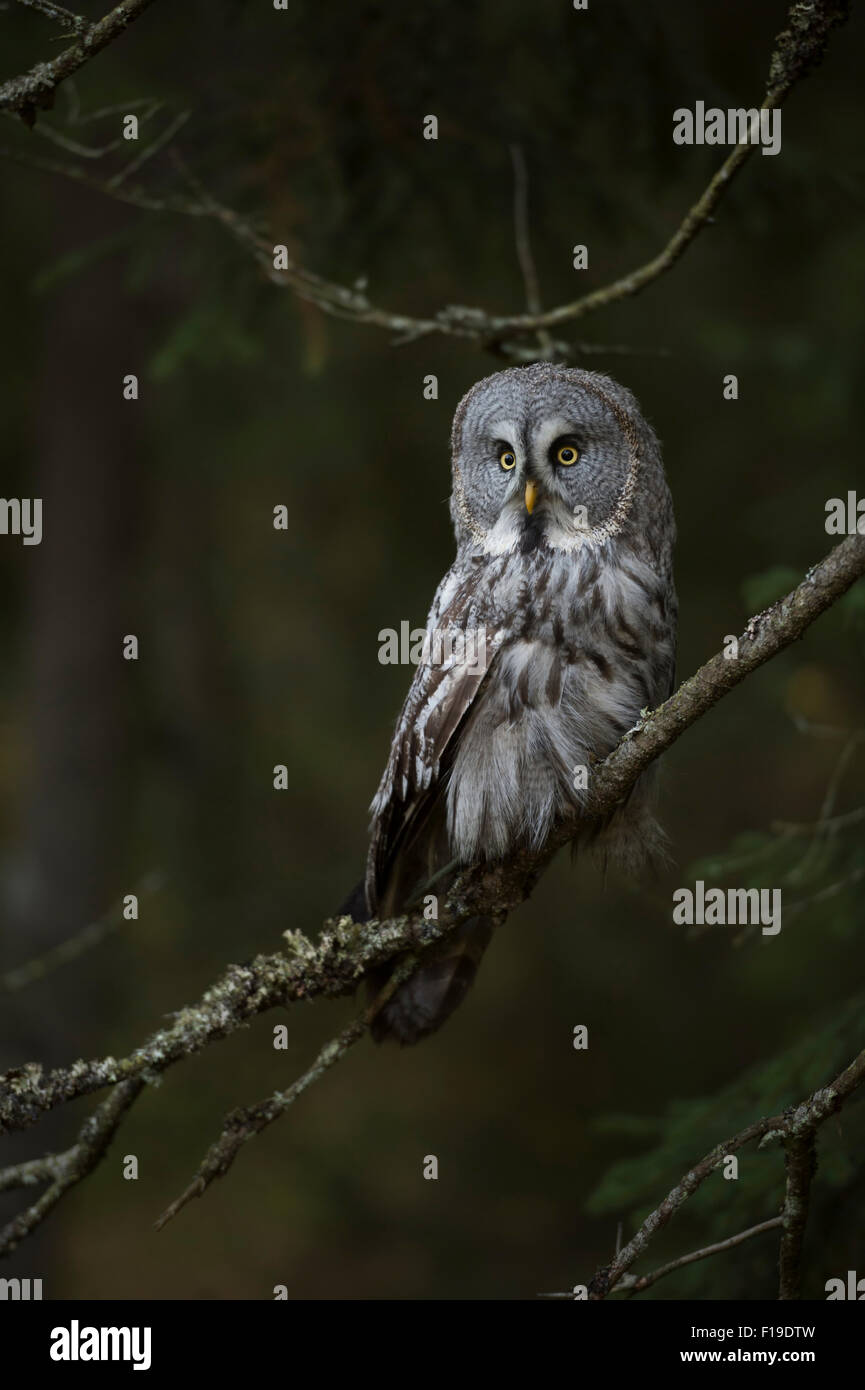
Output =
[{"x1": 478, "y1": 508, "x2": 524, "y2": 556}]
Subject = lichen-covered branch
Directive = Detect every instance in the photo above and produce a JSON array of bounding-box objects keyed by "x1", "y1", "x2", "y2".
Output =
[
  {"x1": 0, "y1": 532, "x2": 862, "y2": 1256},
  {"x1": 0, "y1": 1077, "x2": 143, "y2": 1256},
  {"x1": 153, "y1": 953, "x2": 425, "y2": 1232},
  {"x1": 1, "y1": 0, "x2": 158, "y2": 126}
]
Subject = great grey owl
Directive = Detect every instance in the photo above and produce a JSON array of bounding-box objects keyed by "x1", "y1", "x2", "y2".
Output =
[{"x1": 342, "y1": 364, "x2": 677, "y2": 1045}]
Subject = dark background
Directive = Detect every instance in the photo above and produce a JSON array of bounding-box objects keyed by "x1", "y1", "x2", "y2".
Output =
[{"x1": 0, "y1": 0, "x2": 863, "y2": 1299}]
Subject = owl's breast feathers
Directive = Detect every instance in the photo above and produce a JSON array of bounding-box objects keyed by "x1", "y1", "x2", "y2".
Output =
[{"x1": 366, "y1": 538, "x2": 676, "y2": 912}]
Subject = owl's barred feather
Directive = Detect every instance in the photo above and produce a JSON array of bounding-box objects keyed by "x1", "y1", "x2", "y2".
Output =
[{"x1": 347, "y1": 365, "x2": 677, "y2": 1045}]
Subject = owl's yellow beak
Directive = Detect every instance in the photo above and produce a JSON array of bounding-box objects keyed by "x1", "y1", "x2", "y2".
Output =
[{"x1": 524, "y1": 480, "x2": 540, "y2": 515}]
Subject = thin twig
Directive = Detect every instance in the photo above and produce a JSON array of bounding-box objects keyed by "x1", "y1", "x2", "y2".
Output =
[
  {"x1": 1, "y1": 871, "x2": 163, "y2": 992},
  {"x1": 0, "y1": 142, "x2": 210, "y2": 213},
  {"x1": 0, "y1": 3, "x2": 848, "y2": 356},
  {"x1": 540, "y1": 1218, "x2": 784, "y2": 1298},
  {"x1": 772, "y1": 805, "x2": 865, "y2": 836},
  {"x1": 14, "y1": 0, "x2": 87, "y2": 30},
  {"x1": 509, "y1": 143, "x2": 553, "y2": 359},
  {"x1": 784, "y1": 866, "x2": 865, "y2": 920},
  {"x1": 618, "y1": 1219, "x2": 785, "y2": 1296},
  {"x1": 584, "y1": 1046, "x2": 865, "y2": 1299},
  {"x1": 788, "y1": 734, "x2": 862, "y2": 885},
  {"x1": 154, "y1": 953, "x2": 424, "y2": 1231},
  {"x1": 4, "y1": 97, "x2": 162, "y2": 156},
  {"x1": 107, "y1": 107, "x2": 188, "y2": 188}
]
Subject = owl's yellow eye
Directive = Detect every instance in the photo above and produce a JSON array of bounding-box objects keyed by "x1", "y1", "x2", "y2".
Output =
[
  {"x1": 556, "y1": 445, "x2": 579, "y2": 466},
  {"x1": 499, "y1": 450, "x2": 516, "y2": 471}
]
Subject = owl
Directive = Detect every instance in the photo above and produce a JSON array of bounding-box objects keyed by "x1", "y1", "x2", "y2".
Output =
[{"x1": 342, "y1": 363, "x2": 677, "y2": 1045}]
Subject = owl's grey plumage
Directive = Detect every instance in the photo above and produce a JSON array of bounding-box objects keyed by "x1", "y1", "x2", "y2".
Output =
[{"x1": 346, "y1": 363, "x2": 677, "y2": 1044}]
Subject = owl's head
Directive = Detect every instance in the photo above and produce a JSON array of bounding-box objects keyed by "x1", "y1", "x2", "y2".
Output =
[{"x1": 448, "y1": 364, "x2": 661, "y2": 555}]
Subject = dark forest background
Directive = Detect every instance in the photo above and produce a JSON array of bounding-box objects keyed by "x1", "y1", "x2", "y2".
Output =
[{"x1": 0, "y1": 0, "x2": 863, "y2": 1299}]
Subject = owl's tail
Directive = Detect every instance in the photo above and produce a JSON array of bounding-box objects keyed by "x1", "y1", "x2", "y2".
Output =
[
  {"x1": 365, "y1": 916, "x2": 495, "y2": 1045},
  {"x1": 335, "y1": 879, "x2": 495, "y2": 1044}
]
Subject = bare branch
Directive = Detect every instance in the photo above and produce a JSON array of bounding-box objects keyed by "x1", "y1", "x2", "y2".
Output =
[
  {"x1": 1, "y1": 871, "x2": 163, "y2": 992},
  {"x1": 778, "y1": 1132, "x2": 817, "y2": 1299},
  {"x1": 540, "y1": 1218, "x2": 784, "y2": 1298},
  {"x1": 185, "y1": 0, "x2": 848, "y2": 348},
  {"x1": 1, "y1": 0, "x2": 159, "y2": 126},
  {"x1": 106, "y1": 106, "x2": 187, "y2": 187},
  {"x1": 509, "y1": 143, "x2": 553, "y2": 359},
  {"x1": 2, "y1": 97, "x2": 162, "y2": 157},
  {"x1": 0, "y1": 141, "x2": 210, "y2": 213},
  {"x1": 585, "y1": 1046, "x2": 865, "y2": 1299},
  {"x1": 0, "y1": 2, "x2": 848, "y2": 360},
  {"x1": 161, "y1": 0, "x2": 843, "y2": 360},
  {"x1": 772, "y1": 805, "x2": 865, "y2": 837},
  {"x1": 618, "y1": 1219, "x2": 785, "y2": 1297}
]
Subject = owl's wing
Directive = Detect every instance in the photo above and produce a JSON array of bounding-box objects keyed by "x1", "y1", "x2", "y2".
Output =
[{"x1": 365, "y1": 564, "x2": 505, "y2": 912}]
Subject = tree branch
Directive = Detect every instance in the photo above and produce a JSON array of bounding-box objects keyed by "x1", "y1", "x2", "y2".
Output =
[
  {"x1": 0, "y1": 532, "x2": 862, "y2": 1255},
  {"x1": 153, "y1": 953, "x2": 424, "y2": 1232},
  {"x1": 158, "y1": 0, "x2": 850, "y2": 358},
  {"x1": 778, "y1": 1131, "x2": 817, "y2": 1299},
  {"x1": 583, "y1": 1045, "x2": 865, "y2": 1300},
  {"x1": 617, "y1": 1219, "x2": 785, "y2": 1297},
  {"x1": 540, "y1": 1218, "x2": 784, "y2": 1298},
  {"x1": 0, "y1": 2, "x2": 848, "y2": 358},
  {"x1": 1, "y1": 0, "x2": 159, "y2": 126},
  {"x1": 481, "y1": 0, "x2": 850, "y2": 347},
  {"x1": 1, "y1": 870, "x2": 162, "y2": 992},
  {"x1": 0, "y1": 1078, "x2": 143, "y2": 1256}
]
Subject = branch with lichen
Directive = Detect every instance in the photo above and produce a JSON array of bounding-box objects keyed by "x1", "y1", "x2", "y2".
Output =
[
  {"x1": 1, "y1": 0, "x2": 158, "y2": 126},
  {"x1": 0, "y1": 531, "x2": 862, "y2": 1258},
  {"x1": 153, "y1": 952, "x2": 425, "y2": 1232},
  {"x1": 0, "y1": 1078, "x2": 143, "y2": 1256}
]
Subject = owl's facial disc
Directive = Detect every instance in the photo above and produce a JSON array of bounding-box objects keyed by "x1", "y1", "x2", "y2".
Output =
[{"x1": 449, "y1": 367, "x2": 641, "y2": 554}]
